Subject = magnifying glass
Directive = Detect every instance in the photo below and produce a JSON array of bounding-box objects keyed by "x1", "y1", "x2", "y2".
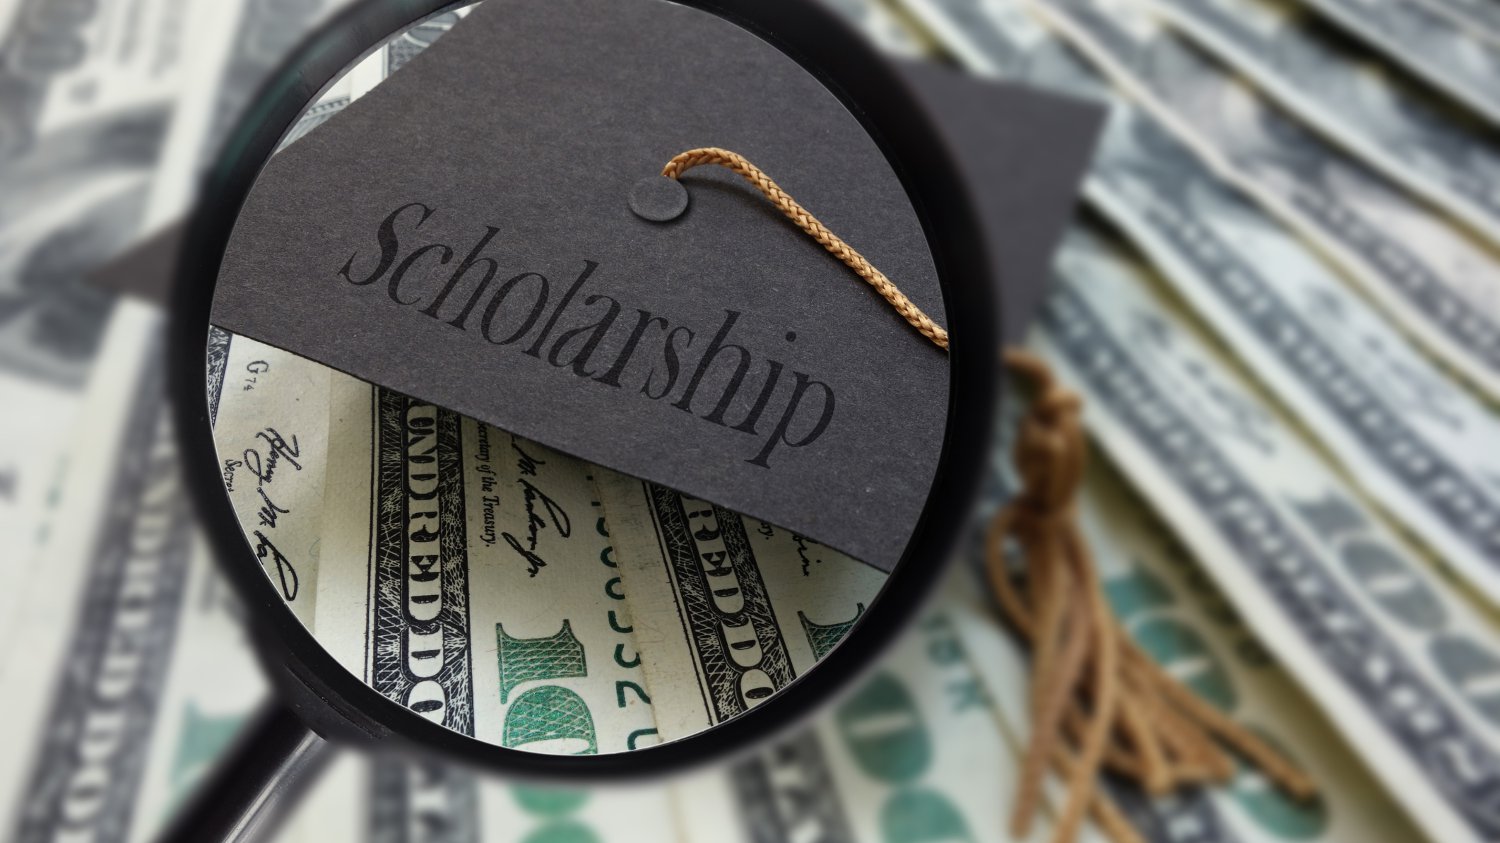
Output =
[{"x1": 164, "y1": 0, "x2": 1000, "y2": 837}]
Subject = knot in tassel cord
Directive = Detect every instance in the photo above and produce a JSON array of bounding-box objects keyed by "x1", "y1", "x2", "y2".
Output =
[{"x1": 1005, "y1": 351, "x2": 1085, "y2": 527}]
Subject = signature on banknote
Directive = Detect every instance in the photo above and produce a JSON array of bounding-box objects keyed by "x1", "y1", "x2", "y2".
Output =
[
  {"x1": 230, "y1": 427, "x2": 304, "y2": 599},
  {"x1": 504, "y1": 437, "x2": 571, "y2": 577}
]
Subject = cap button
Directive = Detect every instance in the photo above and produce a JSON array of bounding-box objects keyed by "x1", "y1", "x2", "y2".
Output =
[{"x1": 629, "y1": 176, "x2": 689, "y2": 222}]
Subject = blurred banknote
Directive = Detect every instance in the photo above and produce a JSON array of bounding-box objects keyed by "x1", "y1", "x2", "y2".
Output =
[
  {"x1": 0, "y1": 0, "x2": 234, "y2": 664},
  {"x1": 0, "y1": 0, "x2": 350, "y2": 736},
  {"x1": 1249, "y1": 0, "x2": 1500, "y2": 125},
  {"x1": 1139, "y1": 0, "x2": 1500, "y2": 249},
  {"x1": 902, "y1": 0, "x2": 1500, "y2": 625},
  {"x1": 672, "y1": 612, "x2": 1080, "y2": 843},
  {"x1": 279, "y1": 752, "x2": 679, "y2": 843},
  {"x1": 0, "y1": 303, "x2": 268, "y2": 843},
  {"x1": 1021, "y1": 0, "x2": 1500, "y2": 403},
  {"x1": 0, "y1": 0, "x2": 230, "y2": 385},
  {"x1": 820, "y1": 0, "x2": 942, "y2": 56}
]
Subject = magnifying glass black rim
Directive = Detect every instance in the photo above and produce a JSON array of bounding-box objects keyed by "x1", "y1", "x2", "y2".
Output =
[{"x1": 169, "y1": 0, "x2": 1001, "y2": 780}]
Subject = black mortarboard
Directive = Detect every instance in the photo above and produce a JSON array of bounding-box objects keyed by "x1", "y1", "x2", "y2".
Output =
[{"x1": 204, "y1": 0, "x2": 1099, "y2": 572}]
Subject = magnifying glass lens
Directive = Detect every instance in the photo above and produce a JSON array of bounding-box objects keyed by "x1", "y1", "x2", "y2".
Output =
[
  {"x1": 205, "y1": 3, "x2": 893, "y2": 757},
  {"x1": 194, "y1": 0, "x2": 995, "y2": 778}
]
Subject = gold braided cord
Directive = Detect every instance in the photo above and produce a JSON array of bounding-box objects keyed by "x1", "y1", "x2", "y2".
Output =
[{"x1": 661, "y1": 147, "x2": 950, "y2": 350}]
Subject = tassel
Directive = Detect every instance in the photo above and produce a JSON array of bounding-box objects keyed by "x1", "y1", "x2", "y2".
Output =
[{"x1": 988, "y1": 350, "x2": 1317, "y2": 843}]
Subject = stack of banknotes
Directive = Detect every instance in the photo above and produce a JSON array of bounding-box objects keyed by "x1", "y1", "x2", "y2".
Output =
[{"x1": 3, "y1": 0, "x2": 1499, "y2": 839}]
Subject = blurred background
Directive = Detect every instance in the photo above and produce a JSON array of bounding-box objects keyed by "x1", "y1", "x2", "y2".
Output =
[{"x1": 3, "y1": 0, "x2": 1499, "y2": 840}]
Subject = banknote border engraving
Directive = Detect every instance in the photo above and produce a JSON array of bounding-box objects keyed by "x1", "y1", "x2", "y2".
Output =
[
  {"x1": 369, "y1": 389, "x2": 477, "y2": 735},
  {"x1": 206, "y1": 325, "x2": 233, "y2": 427},
  {"x1": 643, "y1": 482, "x2": 797, "y2": 724}
]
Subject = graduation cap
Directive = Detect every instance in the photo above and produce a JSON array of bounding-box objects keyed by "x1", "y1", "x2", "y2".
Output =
[
  {"x1": 161, "y1": 0, "x2": 1099, "y2": 834},
  {"x1": 213, "y1": 0, "x2": 963, "y2": 572}
]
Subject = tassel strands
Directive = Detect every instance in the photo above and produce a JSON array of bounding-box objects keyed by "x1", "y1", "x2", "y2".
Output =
[{"x1": 987, "y1": 350, "x2": 1318, "y2": 843}]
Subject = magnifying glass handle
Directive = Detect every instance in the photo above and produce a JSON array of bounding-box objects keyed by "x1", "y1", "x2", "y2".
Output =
[{"x1": 153, "y1": 701, "x2": 333, "y2": 843}]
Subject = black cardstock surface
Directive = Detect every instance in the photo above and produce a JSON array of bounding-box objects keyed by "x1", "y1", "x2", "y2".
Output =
[
  {"x1": 897, "y1": 62, "x2": 1103, "y2": 344},
  {"x1": 210, "y1": 0, "x2": 1100, "y2": 572}
]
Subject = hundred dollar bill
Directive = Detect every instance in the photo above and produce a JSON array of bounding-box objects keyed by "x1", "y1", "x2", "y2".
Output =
[
  {"x1": 1137, "y1": 0, "x2": 1500, "y2": 249},
  {"x1": 1023, "y1": 0, "x2": 1500, "y2": 403},
  {"x1": 281, "y1": 751, "x2": 681, "y2": 843},
  {"x1": 1023, "y1": 227, "x2": 1500, "y2": 843},
  {"x1": 947, "y1": 428, "x2": 1426, "y2": 843},
  {"x1": 591, "y1": 469, "x2": 887, "y2": 743},
  {"x1": 672, "y1": 608, "x2": 1070, "y2": 843},
  {"x1": 0, "y1": 301, "x2": 268, "y2": 843},
  {"x1": 315, "y1": 372, "x2": 661, "y2": 754},
  {"x1": 901, "y1": 0, "x2": 1500, "y2": 614},
  {"x1": 0, "y1": 375, "x2": 71, "y2": 651}
]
